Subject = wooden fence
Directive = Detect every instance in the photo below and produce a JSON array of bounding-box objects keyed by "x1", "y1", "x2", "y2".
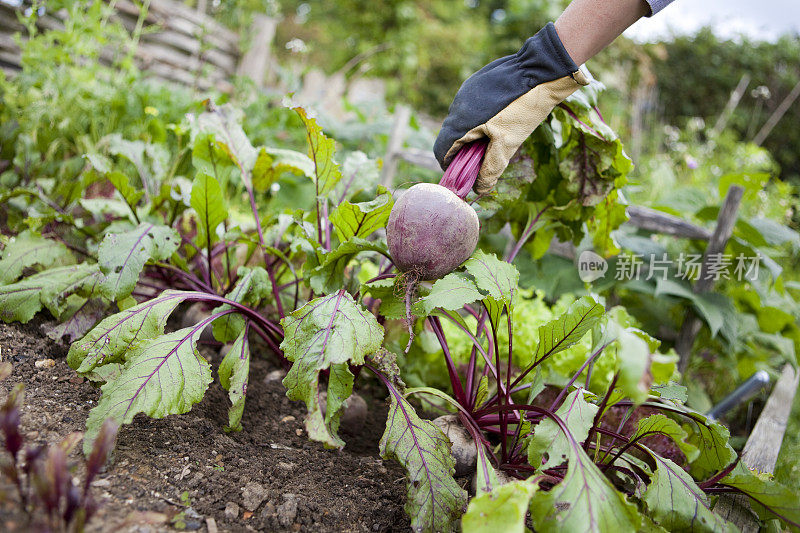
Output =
[{"x1": 0, "y1": 0, "x2": 276, "y2": 91}]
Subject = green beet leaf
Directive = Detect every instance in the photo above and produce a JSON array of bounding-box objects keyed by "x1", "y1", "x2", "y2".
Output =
[
  {"x1": 684, "y1": 413, "x2": 737, "y2": 479},
  {"x1": 721, "y1": 462, "x2": 800, "y2": 530},
  {"x1": 632, "y1": 414, "x2": 699, "y2": 463},
  {"x1": 462, "y1": 480, "x2": 538, "y2": 533},
  {"x1": 280, "y1": 290, "x2": 383, "y2": 448},
  {"x1": 191, "y1": 105, "x2": 258, "y2": 178},
  {"x1": 642, "y1": 448, "x2": 736, "y2": 532},
  {"x1": 531, "y1": 296, "x2": 603, "y2": 366},
  {"x1": 212, "y1": 266, "x2": 271, "y2": 343},
  {"x1": 218, "y1": 327, "x2": 250, "y2": 432},
  {"x1": 421, "y1": 273, "x2": 484, "y2": 315},
  {"x1": 0, "y1": 263, "x2": 101, "y2": 324},
  {"x1": 191, "y1": 133, "x2": 239, "y2": 191},
  {"x1": 68, "y1": 290, "x2": 194, "y2": 373},
  {"x1": 610, "y1": 325, "x2": 651, "y2": 404},
  {"x1": 379, "y1": 388, "x2": 467, "y2": 533},
  {"x1": 106, "y1": 171, "x2": 144, "y2": 214},
  {"x1": 528, "y1": 388, "x2": 598, "y2": 468},
  {"x1": 652, "y1": 382, "x2": 688, "y2": 403},
  {"x1": 0, "y1": 230, "x2": 73, "y2": 284},
  {"x1": 83, "y1": 325, "x2": 215, "y2": 454},
  {"x1": 464, "y1": 250, "x2": 519, "y2": 306},
  {"x1": 329, "y1": 186, "x2": 393, "y2": 242},
  {"x1": 190, "y1": 172, "x2": 227, "y2": 249},
  {"x1": 529, "y1": 437, "x2": 642, "y2": 532},
  {"x1": 294, "y1": 106, "x2": 342, "y2": 197},
  {"x1": 307, "y1": 237, "x2": 388, "y2": 294},
  {"x1": 97, "y1": 222, "x2": 180, "y2": 300}
]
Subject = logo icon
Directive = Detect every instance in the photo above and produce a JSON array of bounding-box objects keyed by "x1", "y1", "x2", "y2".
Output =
[{"x1": 577, "y1": 250, "x2": 608, "y2": 282}]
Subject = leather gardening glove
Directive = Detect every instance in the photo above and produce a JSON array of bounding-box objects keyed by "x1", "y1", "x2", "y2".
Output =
[{"x1": 434, "y1": 22, "x2": 589, "y2": 195}]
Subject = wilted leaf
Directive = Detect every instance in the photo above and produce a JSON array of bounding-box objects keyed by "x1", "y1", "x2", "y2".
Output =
[
  {"x1": 47, "y1": 297, "x2": 107, "y2": 343},
  {"x1": 218, "y1": 328, "x2": 249, "y2": 431}
]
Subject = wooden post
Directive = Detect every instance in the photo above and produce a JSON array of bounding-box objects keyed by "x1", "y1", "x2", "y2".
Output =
[
  {"x1": 380, "y1": 104, "x2": 411, "y2": 188},
  {"x1": 753, "y1": 79, "x2": 800, "y2": 146},
  {"x1": 625, "y1": 205, "x2": 712, "y2": 241},
  {"x1": 236, "y1": 14, "x2": 278, "y2": 87},
  {"x1": 676, "y1": 186, "x2": 744, "y2": 372},
  {"x1": 713, "y1": 364, "x2": 799, "y2": 531},
  {"x1": 711, "y1": 74, "x2": 751, "y2": 136}
]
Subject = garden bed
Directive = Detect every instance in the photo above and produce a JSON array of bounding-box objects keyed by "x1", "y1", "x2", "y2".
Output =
[{"x1": 0, "y1": 319, "x2": 410, "y2": 532}]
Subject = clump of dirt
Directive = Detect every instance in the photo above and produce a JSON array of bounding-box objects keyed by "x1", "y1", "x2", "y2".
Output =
[{"x1": 0, "y1": 319, "x2": 410, "y2": 532}]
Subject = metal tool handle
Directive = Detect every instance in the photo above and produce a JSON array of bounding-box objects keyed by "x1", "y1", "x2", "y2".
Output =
[{"x1": 706, "y1": 370, "x2": 770, "y2": 421}]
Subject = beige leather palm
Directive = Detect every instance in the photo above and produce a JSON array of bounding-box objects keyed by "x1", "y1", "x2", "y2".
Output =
[{"x1": 445, "y1": 70, "x2": 589, "y2": 195}]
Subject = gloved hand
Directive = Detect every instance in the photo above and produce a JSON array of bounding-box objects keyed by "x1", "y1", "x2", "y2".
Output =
[{"x1": 434, "y1": 22, "x2": 589, "y2": 195}]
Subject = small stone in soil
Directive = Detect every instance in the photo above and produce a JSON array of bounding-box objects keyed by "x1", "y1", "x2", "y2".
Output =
[
  {"x1": 319, "y1": 391, "x2": 368, "y2": 432},
  {"x1": 241, "y1": 481, "x2": 268, "y2": 511},
  {"x1": 277, "y1": 494, "x2": 298, "y2": 527},
  {"x1": 273, "y1": 461, "x2": 295, "y2": 478},
  {"x1": 264, "y1": 369, "x2": 286, "y2": 384},
  {"x1": 224, "y1": 501, "x2": 240, "y2": 520},
  {"x1": 206, "y1": 517, "x2": 218, "y2": 533}
]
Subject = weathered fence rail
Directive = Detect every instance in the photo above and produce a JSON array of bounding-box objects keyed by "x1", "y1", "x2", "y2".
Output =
[
  {"x1": 0, "y1": 0, "x2": 273, "y2": 91},
  {"x1": 713, "y1": 364, "x2": 799, "y2": 531}
]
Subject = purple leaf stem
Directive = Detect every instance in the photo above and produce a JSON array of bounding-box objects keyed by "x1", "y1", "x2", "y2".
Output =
[{"x1": 428, "y1": 316, "x2": 467, "y2": 405}]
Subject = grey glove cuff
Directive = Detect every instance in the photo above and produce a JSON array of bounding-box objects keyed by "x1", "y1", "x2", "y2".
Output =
[{"x1": 644, "y1": 0, "x2": 675, "y2": 16}]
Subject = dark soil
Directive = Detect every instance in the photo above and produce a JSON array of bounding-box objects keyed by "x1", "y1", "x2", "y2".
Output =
[{"x1": 0, "y1": 319, "x2": 410, "y2": 532}]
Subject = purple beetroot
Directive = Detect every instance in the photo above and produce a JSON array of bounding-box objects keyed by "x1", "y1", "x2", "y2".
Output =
[
  {"x1": 385, "y1": 141, "x2": 487, "y2": 350},
  {"x1": 386, "y1": 140, "x2": 487, "y2": 281},
  {"x1": 386, "y1": 183, "x2": 479, "y2": 281}
]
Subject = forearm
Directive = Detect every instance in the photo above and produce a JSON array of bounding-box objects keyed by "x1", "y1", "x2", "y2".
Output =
[{"x1": 554, "y1": 0, "x2": 650, "y2": 65}]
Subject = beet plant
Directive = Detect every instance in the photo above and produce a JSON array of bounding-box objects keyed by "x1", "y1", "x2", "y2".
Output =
[
  {"x1": 0, "y1": 363, "x2": 118, "y2": 532},
  {"x1": 370, "y1": 252, "x2": 800, "y2": 531}
]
